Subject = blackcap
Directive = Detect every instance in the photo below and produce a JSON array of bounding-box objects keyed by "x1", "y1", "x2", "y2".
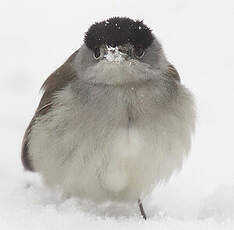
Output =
[{"x1": 22, "y1": 17, "x2": 195, "y2": 219}]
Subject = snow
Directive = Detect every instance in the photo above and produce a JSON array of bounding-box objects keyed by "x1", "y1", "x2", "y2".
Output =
[
  {"x1": 1, "y1": 0, "x2": 234, "y2": 229},
  {"x1": 104, "y1": 46, "x2": 127, "y2": 62}
]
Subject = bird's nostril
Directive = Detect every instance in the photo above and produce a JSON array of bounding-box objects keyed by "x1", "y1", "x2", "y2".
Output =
[{"x1": 118, "y1": 46, "x2": 129, "y2": 54}]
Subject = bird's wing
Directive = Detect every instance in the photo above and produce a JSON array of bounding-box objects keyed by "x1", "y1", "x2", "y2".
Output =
[
  {"x1": 166, "y1": 64, "x2": 181, "y2": 82},
  {"x1": 21, "y1": 50, "x2": 79, "y2": 171}
]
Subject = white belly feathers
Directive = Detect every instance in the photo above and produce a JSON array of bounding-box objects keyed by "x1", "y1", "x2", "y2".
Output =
[{"x1": 28, "y1": 83, "x2": 195, "y2": 202}]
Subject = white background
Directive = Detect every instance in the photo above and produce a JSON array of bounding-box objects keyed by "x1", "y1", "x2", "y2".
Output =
[{"x1": 1, "y1": 0, "x2": 234, "y2": 229}]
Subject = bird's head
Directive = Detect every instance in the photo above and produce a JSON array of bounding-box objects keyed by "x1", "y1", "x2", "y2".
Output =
[{"x1": 72, "y1": 17, "x2": 172, "y2": 85}]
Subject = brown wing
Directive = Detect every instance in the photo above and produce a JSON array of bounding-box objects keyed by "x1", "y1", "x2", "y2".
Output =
[
  {"x1": 166, "y1": 64, "x2": 181, "y2": 82},
  {"x1": 21, "y1": 50, "x2": 78, "y2": 171}
]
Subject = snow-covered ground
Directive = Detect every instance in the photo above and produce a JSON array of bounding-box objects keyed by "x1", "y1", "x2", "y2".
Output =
[{"x1": 1, "y1": 0, "x2": 234, "y2": 229}]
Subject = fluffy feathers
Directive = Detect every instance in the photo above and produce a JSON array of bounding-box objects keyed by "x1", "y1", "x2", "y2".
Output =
[{"x1": 84, "y1": 17, "x2": 154, "y2": 51}]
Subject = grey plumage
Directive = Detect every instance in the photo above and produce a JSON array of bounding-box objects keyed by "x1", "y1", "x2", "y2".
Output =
[{"x1": 22, "y1": 17, "x2": 195, "y2": 217}]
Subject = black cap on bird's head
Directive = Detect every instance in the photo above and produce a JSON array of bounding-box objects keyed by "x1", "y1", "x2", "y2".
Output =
[{"x1": 84, "y1": 17, "x2": 154, "y2": 51}]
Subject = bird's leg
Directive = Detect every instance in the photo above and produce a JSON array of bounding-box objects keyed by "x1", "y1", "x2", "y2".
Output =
[{"x1": 138, "y1": 199, "x2": 147, "y2": 220}]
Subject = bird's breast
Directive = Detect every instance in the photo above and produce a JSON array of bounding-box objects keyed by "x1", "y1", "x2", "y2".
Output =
[{"x1": 29, "y1": 82, "x2": 194, "y2": 202}]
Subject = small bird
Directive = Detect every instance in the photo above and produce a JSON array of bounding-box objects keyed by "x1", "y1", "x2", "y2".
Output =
[{"x1": 22, "y1": 17, "x2": 195, "y2": 219}]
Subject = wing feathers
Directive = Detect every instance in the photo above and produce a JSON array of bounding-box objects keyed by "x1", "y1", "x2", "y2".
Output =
[{"x1": 21, "y1": 50, "x2": 78, "y2": 171}]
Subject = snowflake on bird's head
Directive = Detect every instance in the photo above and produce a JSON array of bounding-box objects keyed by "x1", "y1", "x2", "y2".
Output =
[{"x1": 84, "y1": 17, "x2": 154, "y2": 51}]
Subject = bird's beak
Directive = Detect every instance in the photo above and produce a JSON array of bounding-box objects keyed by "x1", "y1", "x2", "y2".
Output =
[{"x1": 104, "y1": 46, "x2": 129, "y2": 62}]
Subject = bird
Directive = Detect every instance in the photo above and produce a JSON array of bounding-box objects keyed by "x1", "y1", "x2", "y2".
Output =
[{"x1": 21, "y1": 17, "x2": 195, "y2": 219}]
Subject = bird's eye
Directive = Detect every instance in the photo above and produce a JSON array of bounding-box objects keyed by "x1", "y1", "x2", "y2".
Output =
[
  {"x1": 93, "y1": 47, "x2": 101, "y2": 60},
  {"x1": 134, "y1": 46, "x2": 145, "y2": 59}
]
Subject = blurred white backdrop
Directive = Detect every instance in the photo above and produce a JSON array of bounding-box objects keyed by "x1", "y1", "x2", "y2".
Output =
[{"x1": 0, "y1": 0, "x2": 234, "y2": 229}]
